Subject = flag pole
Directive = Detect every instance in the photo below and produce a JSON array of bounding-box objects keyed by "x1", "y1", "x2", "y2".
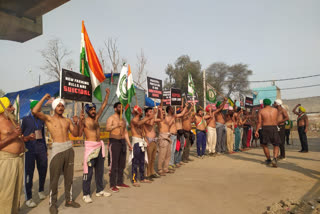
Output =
[{"x1": 203, "y1": 69, "x2": 206, "y2": 108}]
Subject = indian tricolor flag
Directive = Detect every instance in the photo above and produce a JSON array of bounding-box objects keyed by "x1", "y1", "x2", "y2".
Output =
[{"x1": 80, "y1": 21, "x2": 106, "y2": 101}]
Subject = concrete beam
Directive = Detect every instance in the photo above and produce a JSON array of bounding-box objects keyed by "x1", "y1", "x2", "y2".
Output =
[{"x1": 0, "y1": 11, "x2": 42, "y2": 43}]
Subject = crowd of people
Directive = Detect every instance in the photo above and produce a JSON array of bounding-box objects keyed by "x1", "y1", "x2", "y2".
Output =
[{"x1": 0, "y1": 89, "x2": 310, "y2": 214}]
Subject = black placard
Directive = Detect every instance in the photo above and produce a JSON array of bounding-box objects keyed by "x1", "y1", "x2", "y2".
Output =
[
  {"x1": 163, "y1": 90, "x2": 171, "y2": 106},
  {"x1": 147, "y1": 77, "x2": 162, "y2": 99},
  {"x1": 186, "y1": 92, "x2": 199, "y2": 103},
  {"x1": 61, "y1": 68, "x2": 92, "y2": 102},
  {"x1": 171, "y1": 88, "x2": 182, "y2": 106},
  {"x1": 245, "y1": 97, "x2": 253, "y2": 108}
]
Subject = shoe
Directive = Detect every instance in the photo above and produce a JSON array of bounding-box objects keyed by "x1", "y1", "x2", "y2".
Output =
[
  {"x1": 96, "y1": 190, "x2": 112, "y2": 197},
  {"x1": 298, "y1": 150, "x2": 304, "y2": 152},
  {"x1": 65, "y1": 201, "x2": 81, "y2": 208},
  {"x1": 38, "y1": 191, "x2": 46, "y2": 200},
  {"x1": 168, "y1": 165, "x2": 175, "y2": 170},
  {"x1": 110, "y1": 186, "x2": 119, "y2": 193},
  {"x1": 265, "y1": 159, "x2": 272, "y2": 166},
  {"x1": 82, "y1": 195, "x2": 93, "y2": 203},
  {"x1": 26, "y1": 199, "x2": 37, "y2": 208},
  {"x1": 187, "y1": 158, "x2": 194, "y2": 161},
  {"x1": 301, "y1": 151, "x2": 308, "y2": 153},
  {"x1": 140, "y1": 179, "x2": 152, "y2": 183},
  {"x1": 116, "y1": 183, "x2": 130, "y2": 188},
  {"x1": 271, "y1": 158, "x2": 277, "y2": 168},
  {"x1": 49, "y1": 205, "x2": 58, "y2": 214},
  {"x1": 133, "y1": 182, "x2": 140, "y2": 187},
  {"x1": 151, "y1": 174, "x2": 161, "y2": 178}
]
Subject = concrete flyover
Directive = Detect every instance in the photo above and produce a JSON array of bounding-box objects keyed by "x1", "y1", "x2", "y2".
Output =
[{"x1": 0, "y1": 0, "x2": 69, "y2": 43}]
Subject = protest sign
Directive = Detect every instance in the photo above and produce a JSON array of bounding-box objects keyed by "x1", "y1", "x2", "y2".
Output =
[{"x1": 147, "y1": 77, "x2": 162, "y2": 99}]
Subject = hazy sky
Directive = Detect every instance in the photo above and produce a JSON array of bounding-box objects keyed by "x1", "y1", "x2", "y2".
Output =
[{"x1": 1, "y1": 0, "x2": 320, "y2": 99}]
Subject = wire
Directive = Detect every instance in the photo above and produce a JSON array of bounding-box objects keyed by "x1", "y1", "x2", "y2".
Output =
[
  {"x1": 252, "y1": 84, "x2": 320, "y2": 91},
  {"x1": 223, "y1": 74, "x2": 320, "y2": 83}
]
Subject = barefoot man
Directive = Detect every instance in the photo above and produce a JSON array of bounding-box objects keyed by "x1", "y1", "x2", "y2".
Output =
[
  {"x1": 130, "y1": 105, "x2": 154, "y2": 186},
  {"x1": 174, "y1": 104, "x2": 189, "y2": 166},
  {"x1": 274, "y1": 99, "x2": 289, "y2": 160},
  {"x1": 32, "y1": 95, "x2": 82, "y2": 214},
  {"x1": 181, "y1": 103, "x2": 194, "y2": 163},
  {"x1": 255, "y1": 98, "x2": 280, "y2": 167},
  {"x1": 80, "y1": 88, "x2": 111, "y2": 204},
  {"x1": 106, "y1": 102, "x2": 133, "y2": 193},
  {"x1": 144, "y1": 107, "x2": 161, "y2": 180},
  {"x1": 0, "y1": 97, "x2": 24, "y2": 214}
]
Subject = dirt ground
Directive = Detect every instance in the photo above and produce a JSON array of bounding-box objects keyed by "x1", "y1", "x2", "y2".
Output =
[{"x1": 19, "y1": 137, "x2": 320, "y2": 214}]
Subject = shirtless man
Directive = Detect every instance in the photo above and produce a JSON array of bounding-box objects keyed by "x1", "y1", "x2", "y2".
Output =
[
  {"x1": 158, "y1": 106, "x2": 175, "y2": 175},
  {"x1": 0, "y1": 97, "x2": 24, "y2": 214},
  {"x1": 32, "y1": 95, "x2": 82, "y2": 214},
  {"x1": 174, "y1": 103, "x2": 189, "y2": 166},
  {"x1": 181, "y1": 103, "x2": 194, "y2": 163},
  {"x1": 225, "y1": 107, "x2": 234, "y2": 153},
  {"x1": 215, "y1": 98, "x2": 228, "y2": 154},
  {"x1": 130, "y1": 105, "x2": 154, "y2": 187},
  {"x1": 274, "y1": 99, "x2": 289, "y2": 160},
  {"x1": 292, "y1": 104, "x2": 309, "y2": 153},
  {"x1": 144, "y1": 107, "x2": 161, "y2": 180},
  {"x1": 255, "y1": 98, "x2": 280, "y2": 167},
  {"x1": 106, "y1": 102, "x2": 133, "y2": 192},
  {"x1": 166, "y1": 104, "x2": 188, "y2": 168},
  {"x1": 205, "y1": 101, "x2": 225, "y2": 156},
  {"x1": 232, "y1": 107, "x2": 242, "y2": 152},
  {"x1": 195, "y1": 109, "x2": 211, "y2": 158},
  {"x1": 79, "y1": 88, "x2": 111, "y2": 203}
]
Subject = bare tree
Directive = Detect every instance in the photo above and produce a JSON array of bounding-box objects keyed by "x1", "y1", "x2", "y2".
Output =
[
  {"x1": 135, "y1": 49, "x2": 148, "y2": 89},
  {"x1": 104, "y1": 38, "x2": 120, "y2": 73},
  {"x1": 40, "y1": 38, "x2": 72, "y2": 80},
  {"x1": 98, "y1": 48, "x2": 108, "y2": 73}
]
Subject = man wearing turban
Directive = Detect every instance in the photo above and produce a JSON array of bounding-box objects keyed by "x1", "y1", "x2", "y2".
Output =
[
  {"x1": 292, "y1": 104, "x2": 309, "y2": 153},
  {"x1": 274, "y1": 99, "x2": 289, "y2": 160},
  {"x1": 32, "y1": 94, "x2": 83, "y2": 213},
  {"x1": 21, "y1": 100, "x2": 48, "y2": 208},
  {"x1": 79, "y1": 88, "x2": 112, "y2": 203},
  {"x1": 255, "y1": 98, "x2": 280, "y2": 167},
  {"x1": 129, "y1": 105, "x2": 154, "y2": 186},
  {"x1": 0, "y1": 97, "x2": 25, "y2": 213}
]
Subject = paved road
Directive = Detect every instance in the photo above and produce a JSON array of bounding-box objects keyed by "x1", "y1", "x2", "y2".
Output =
[{"x1": 19, "y1": 138, "x2": 320, "y2": 214}]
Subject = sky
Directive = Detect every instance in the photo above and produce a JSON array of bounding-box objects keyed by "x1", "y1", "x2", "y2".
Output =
[{"x1": 1, "y1": 0, "x2": 320, "y2": 99}]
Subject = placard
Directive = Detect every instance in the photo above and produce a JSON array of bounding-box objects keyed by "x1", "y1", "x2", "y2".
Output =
[
  {"x1": 245, "y1": 97, "x2": 253, "y2": 108},
  {"x1": 60, "y1": 68, "x2": 92, "y2": 102},
  {"x1": 147, "y1": 77, "x2": 162, "y2": 99},
  {"x1": 171, "y1": 88, "x2": 182, "y2": 106},
  {"x1": 162, "y1": 90, "x2": 171, "y2": 106}
]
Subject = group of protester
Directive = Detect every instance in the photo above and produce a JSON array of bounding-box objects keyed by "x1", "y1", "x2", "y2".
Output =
[{"x1": 0, "y1": 88, "x2": 309, "y2": 214}]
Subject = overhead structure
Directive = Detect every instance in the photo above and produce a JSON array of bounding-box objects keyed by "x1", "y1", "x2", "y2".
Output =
[{"x1": 0, "y1": 0, "x2": 69, "y2": 43}]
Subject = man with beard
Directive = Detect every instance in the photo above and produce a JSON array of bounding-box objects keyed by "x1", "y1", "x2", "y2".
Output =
[
  {"x1": 195, "y1": 108, "x2": 211, "y2": 158},
  {"x1": 274, "y1": 99, "x2": 289, "y2": 160},
  {"x1": 80, "y1": 88, "x2": 111, "y2": 203},
  {"x1": 32, "y1": 95, "x2": 82, "y2": 214},
  {"x1": 22, "y1": 100, "x2": 48, "y2": 208},
  {"x1": 255, "y1": 99, "x2": 280, "y2": 167},
  {"x1": 215, "y1": 98, "x2": 228, "y2": 154},
  {"x1": 0, "y1": 97, "x2": 24, "y2": 214},
  {"x1": 158, "y1": 105, "x2": 175, "y2": 175},
  {"x1": 181, "y1": 103, "x2": 194, "y2": 163},
  {"x1": 144, "y1": 107, "x2": 161, "y2": 180},
  {"x1": 106, "y1": 102, "x2": 133, "y2": 192},
  {"x1": 166, "y1": 104, "x2": 188, "y2": 169},
  {"x1": 292, "y1": 104, "x2": 309, "y2": 153},
  {"x1": 130, "y1": 105, "x2": 154, "y2": 186}
]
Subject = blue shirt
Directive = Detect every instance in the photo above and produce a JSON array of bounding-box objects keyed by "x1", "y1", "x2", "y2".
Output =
[{"x1": 21, "y1": 114, "x2": 47, "y2": 153}]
